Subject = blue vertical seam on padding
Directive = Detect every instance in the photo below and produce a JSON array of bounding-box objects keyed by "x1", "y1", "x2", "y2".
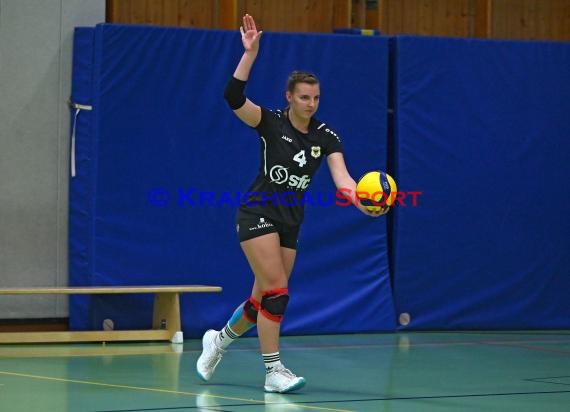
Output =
[
  {"x1": 386, "y1": 36, "x2": 398, "y2": 318},
  {"x1": 89, "y1": 24, "x2": 106, "y2": 287}
]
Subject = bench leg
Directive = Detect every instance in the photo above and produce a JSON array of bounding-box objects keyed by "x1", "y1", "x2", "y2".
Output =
[{"x1": 152, "y1": 292, "x2": 183, "y2": 343}]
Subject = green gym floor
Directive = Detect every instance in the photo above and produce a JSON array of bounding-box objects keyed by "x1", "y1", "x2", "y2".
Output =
[{"x1": 0, "y1": 332, "x2": 569, "y2": 412}]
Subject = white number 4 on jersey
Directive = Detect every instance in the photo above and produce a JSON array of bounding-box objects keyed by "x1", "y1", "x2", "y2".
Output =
[{"x1": 293, "y1": 150, "x2": 307, "y2": 167}]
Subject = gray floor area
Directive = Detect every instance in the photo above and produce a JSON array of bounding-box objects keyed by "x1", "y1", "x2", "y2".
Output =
[{"x1": 0, "y1": 331, "x2": 569, "y2": 411}]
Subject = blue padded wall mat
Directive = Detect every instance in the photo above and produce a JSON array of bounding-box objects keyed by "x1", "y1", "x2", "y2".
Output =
[{"x1": 391, "y1": 36, "x2": 570, "y2": 329}]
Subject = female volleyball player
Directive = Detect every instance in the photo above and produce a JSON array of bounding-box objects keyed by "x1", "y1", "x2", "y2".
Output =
[{"x1": 197, "y1": 14, "x2": 387, "y2": 393}]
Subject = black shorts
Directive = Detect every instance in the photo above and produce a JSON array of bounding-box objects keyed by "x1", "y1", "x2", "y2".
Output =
[{"x1": 236, "y1": 210, "x2": 300, "y2": 249}]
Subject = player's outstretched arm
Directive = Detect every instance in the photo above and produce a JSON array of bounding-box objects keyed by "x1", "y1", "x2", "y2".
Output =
[
  {"x1": 224, "y1": 14, "x2": 262, "y2": 128},
  {"x1": 327, "y1": 153, "x2": 387, "y2": 217}
]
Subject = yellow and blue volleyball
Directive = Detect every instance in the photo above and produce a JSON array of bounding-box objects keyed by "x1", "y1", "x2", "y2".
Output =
[{"x1": 356, "y1": 170, "x2": 398, "y2": 212}]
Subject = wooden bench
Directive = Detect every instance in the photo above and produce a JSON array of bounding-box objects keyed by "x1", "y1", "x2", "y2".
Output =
[{"x1": 0, "y1": 285, "x2": 221, "y2": 344}]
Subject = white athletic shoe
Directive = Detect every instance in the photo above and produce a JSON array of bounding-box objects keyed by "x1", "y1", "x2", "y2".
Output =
[
  {"x1": 264, "y1": 365, "x2": 306, "y2": 393},
  {"x1": 196, "y1": 329, "x2": 225, "y2": 381}
]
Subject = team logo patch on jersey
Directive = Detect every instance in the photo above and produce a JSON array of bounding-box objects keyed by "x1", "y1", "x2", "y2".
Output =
[{"x1": 311, "y1": 146, "x2": 321, "y2": 159}]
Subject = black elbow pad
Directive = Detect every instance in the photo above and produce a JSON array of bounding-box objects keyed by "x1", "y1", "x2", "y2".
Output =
[{"x1": 224, "y1": 77, "x2": 247, "y2": 110}]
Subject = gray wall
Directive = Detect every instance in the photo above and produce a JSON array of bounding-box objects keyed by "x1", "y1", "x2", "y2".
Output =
[{"x1": 0, "y1": 0, "x2": 105, "y2": 318}]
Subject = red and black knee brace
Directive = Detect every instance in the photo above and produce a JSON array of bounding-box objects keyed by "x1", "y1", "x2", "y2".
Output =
[
  {"x1": 243, "y1": 296, "x2": 260, "y2": 323},
  {"x1": 260, "y1": 288, "x2": 289, "y2": 322}
]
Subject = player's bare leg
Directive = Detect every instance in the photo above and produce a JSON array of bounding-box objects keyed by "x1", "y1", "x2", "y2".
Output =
[{"x1": 241, "y1": 234, "x2": 305, "y2": 392}]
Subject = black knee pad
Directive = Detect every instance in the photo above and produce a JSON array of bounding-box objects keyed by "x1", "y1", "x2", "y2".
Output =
[
  {"x1": 243, "y1": 296, "x2": 260, "y2": 323},
  {"x1": 260, "y1": 288, "x2": 289, "y2": 322}
]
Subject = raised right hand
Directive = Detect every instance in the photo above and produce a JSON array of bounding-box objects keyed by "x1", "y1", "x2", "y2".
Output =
[{"x1": 240, "y1": 14, "x2": 262, "y2": 53}]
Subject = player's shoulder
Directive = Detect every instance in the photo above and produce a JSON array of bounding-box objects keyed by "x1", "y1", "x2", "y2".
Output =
[
  {"x1": 257, "y1": 107, "x2": 286, "y2": 131},
  {"x1": 259, "y1": 107, "x2": 287, "y2": 126},
  {"x1": 312, "y1": 117, "x2": 342, "y2": 143},
  {"x1": 262, "y1": 107, "x2": 286, "y2": 119}
]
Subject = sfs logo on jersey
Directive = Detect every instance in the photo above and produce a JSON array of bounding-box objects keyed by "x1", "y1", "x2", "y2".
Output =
[{"x1": 269, "y1": 165, "x2": 311, "y2": 190}]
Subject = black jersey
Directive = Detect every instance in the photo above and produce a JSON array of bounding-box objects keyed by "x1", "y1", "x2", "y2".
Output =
[{"x1": 239, "y1": 107, "x2": 344, "y2": 226}]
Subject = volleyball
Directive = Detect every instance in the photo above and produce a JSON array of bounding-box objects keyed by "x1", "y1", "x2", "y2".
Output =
[{"x1": 356, "y1": 170, "x2": 397, "y2": 212}]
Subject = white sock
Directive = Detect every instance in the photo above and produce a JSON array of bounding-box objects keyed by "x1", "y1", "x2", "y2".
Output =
[
  {"x1": 263, "y1": 352, "x2": 282, "y2": 373},
  {"x1": 216, "y1": 324, "x2": 239, "y2": 349}
]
